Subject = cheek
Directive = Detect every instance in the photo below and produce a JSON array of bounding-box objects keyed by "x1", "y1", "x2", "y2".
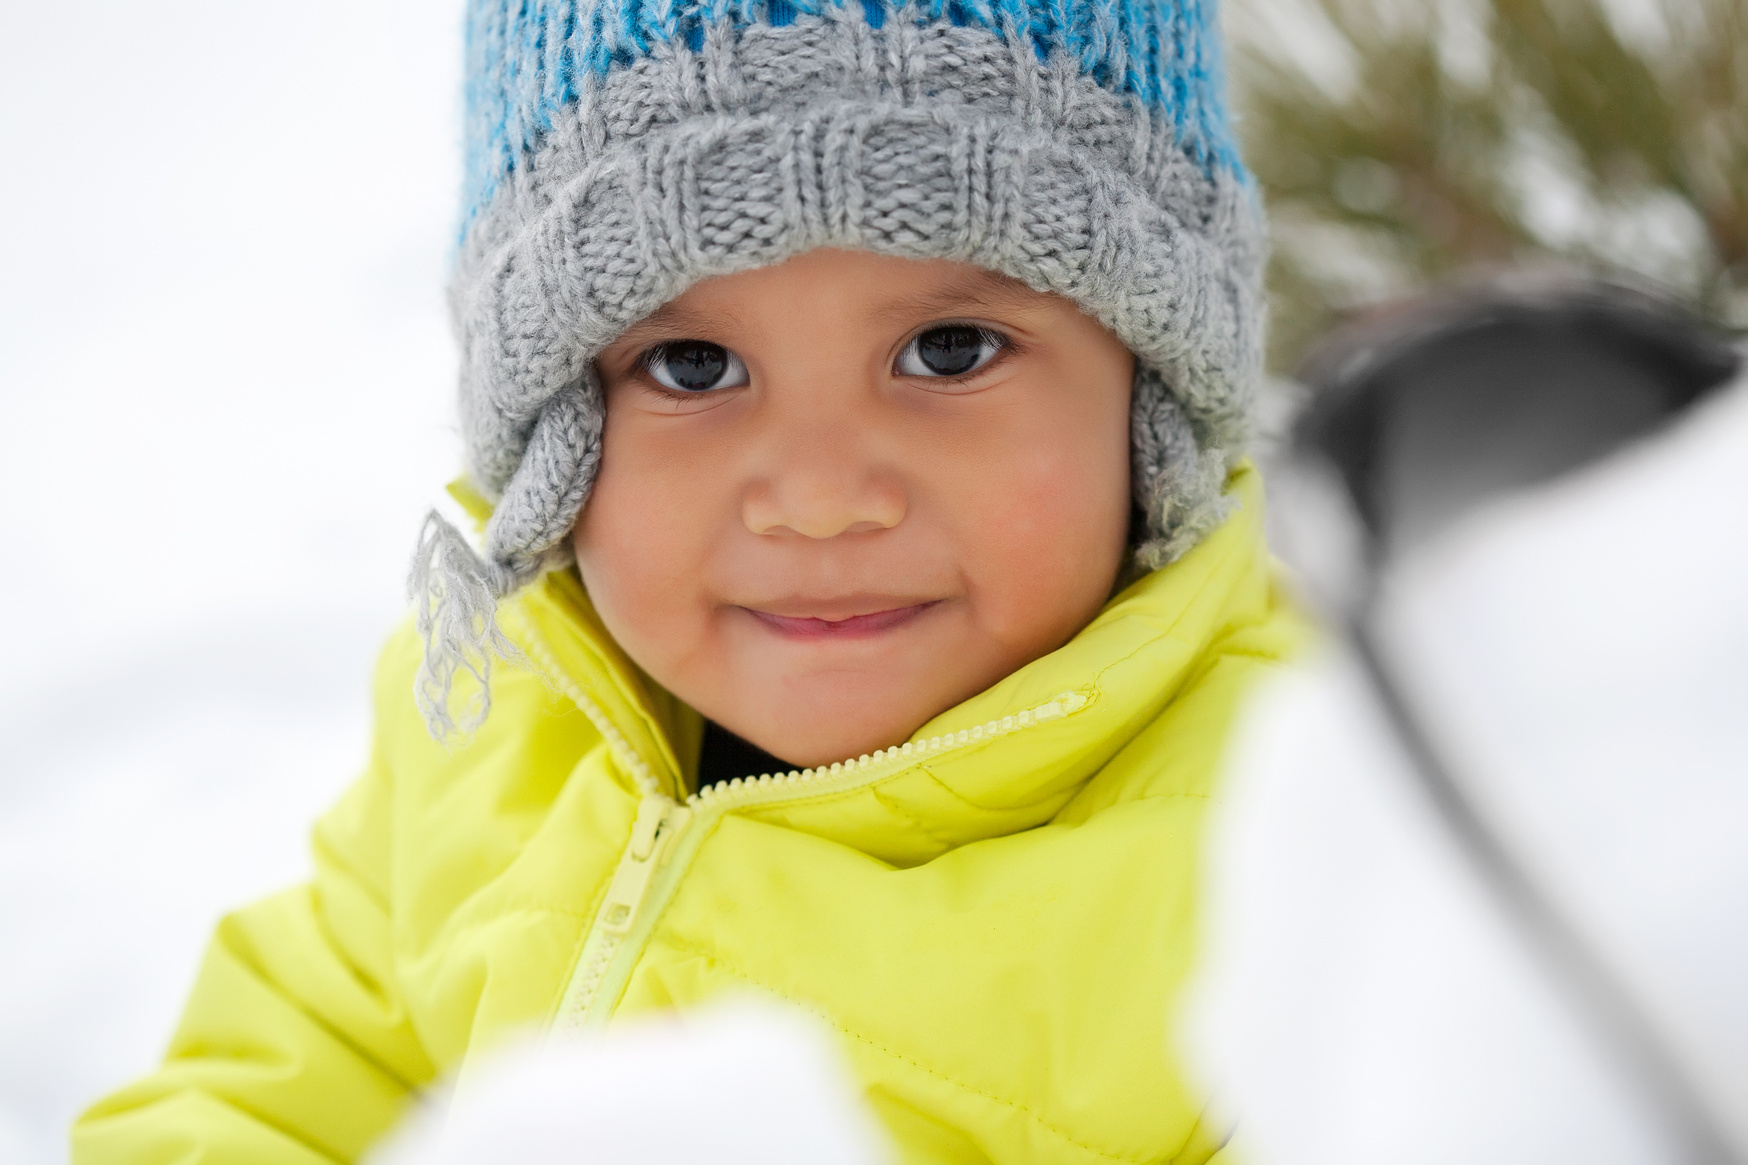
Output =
[
  {"x1": 572, "y1": 422, "x2": 720, "y2": 674},
  {"x1": 944, "y1": 391, "x2": 1132, "y2": 643}
]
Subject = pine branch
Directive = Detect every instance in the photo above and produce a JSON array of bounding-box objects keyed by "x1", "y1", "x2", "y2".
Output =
[{"x1": 1229, "y1": 0, "x2": 1748, "y2": 371}]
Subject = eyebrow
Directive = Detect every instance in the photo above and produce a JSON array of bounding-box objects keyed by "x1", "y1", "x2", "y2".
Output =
[
  {"x1": 606, "y1": 265, "x2": 1045, "y2": 353},
  {"x1": 609, "y1": 301, "x2": 743, "y2": 351},
  {"x1": 866, "y1": 268, "x2": 1045, "y2": 325}
]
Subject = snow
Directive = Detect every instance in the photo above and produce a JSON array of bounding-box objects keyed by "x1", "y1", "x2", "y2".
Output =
[
  {"x1": 368, "y1": 1002, "x2": 889, "y2": 1165},
  {"x1": 0, "y1": 2, "x2": 464, "y2": 1160},
  {"x1": 1184, "y1": 374, "x2": 1748, "y2": 1161}
]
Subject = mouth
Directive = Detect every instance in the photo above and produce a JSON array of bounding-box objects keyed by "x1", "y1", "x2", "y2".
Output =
[{"x1": 742, "y1": 600, "x2": 941, "y2": 639}]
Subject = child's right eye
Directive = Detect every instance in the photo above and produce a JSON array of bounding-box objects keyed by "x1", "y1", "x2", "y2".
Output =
[{"x1": 643, "y1": 341, "x2": 750, "y2": 393}]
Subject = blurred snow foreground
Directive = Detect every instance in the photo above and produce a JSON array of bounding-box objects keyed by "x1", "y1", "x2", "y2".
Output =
[
  {"x1": 1184, "y1": 338, "x2": 1748, "y2": 1161},
  {"x1": 367, "y1": 1002, "x2": 888, "y2": 1165}
]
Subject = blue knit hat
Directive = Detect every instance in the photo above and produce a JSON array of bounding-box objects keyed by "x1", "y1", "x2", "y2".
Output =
[{"x1": 411, "y1": 0, "x2": 1266, "y2": 735}]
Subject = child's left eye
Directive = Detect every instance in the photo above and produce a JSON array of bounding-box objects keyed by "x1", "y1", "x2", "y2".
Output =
[{"x1": 895, "y1": 325, "x2": 1007, "y2": 379}]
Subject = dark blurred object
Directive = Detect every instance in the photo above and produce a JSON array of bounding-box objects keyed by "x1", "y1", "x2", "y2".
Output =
[
  {"x1": 1294, "y1": 274, "x2": 1742, "y2": 558},
  {"x1": 1227, "y1": 0, "x2": 1748, "y2": 373},
  {"x1": 1278, "y1": 273, "x2": 1745, "y2": 1165}
]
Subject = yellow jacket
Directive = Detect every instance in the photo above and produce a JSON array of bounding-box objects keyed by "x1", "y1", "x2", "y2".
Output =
[{"x1": 75, "y1": 467, "x2": 1300, "y2": 1164}]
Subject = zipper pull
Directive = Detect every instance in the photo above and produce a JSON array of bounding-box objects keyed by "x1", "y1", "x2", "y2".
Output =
[{"x1": 599, "y1": 795, "x2": 688, "y2": 936}]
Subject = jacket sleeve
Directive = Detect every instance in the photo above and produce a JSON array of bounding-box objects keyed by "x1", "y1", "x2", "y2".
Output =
[{"x1": 72, "y1": 641, "x2": 439, "y2": 1164}]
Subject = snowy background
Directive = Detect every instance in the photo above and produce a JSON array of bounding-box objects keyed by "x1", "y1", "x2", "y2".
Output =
[{"x1": 0, "y1": 2, "x2": 464, "y2": 1159}]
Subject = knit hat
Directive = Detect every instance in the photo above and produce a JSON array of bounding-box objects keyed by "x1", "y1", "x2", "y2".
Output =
[{"x1": 411, "y1": 0, "x2": 1266, "y2": 736}]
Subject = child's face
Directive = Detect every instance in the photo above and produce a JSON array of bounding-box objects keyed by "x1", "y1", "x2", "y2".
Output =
[{"x1": 574, "y1": 249, "x2": 1134, "y2": 768}]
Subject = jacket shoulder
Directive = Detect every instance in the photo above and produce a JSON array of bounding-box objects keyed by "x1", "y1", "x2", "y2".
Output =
[
  {"x1": 1057, "y1": 577, "x2": 1311, "y2": 822},
  {"x1": 368, "y1": 615, "x2": 600, "y2": 790}
]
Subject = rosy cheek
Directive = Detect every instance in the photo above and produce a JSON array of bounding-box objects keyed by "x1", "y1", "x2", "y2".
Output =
[
  {"x1": 578, "y1": 484, "x2": 677, "y2": 658},
  {"x1": 950, "y1": 411, "x2": 1125, "y2": 647},
  {"x1": 577, "y1": 429, "x2": 733, "y2": 687},
  {"x1": 948, "y1": 448, "x2": 1096, "y2": 634}
]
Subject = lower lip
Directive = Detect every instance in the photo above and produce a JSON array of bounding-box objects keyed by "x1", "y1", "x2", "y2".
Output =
[{"x1": 745, "y1": 602, "x2": 939, "y2": 639}]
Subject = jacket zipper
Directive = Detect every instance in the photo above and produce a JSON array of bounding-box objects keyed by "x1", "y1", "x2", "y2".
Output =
[
  {"x1": 519, "y1": 615, "x2": 1089, "y2": 1032},
  {"x1": 548, "y1": 792, "x2": 691, "y2": 1039}
]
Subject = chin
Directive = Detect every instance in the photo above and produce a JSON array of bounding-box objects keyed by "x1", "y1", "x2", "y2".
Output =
[
  {"x1": 744, "y1": 693, "x2": 932, "y2": 770},
  {"x1": 755, "y1": 724, "x2": 913, "y2": 770}
]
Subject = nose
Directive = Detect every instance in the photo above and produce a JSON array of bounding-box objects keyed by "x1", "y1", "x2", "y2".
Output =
[{"x1": 742, "y1": 438, "x2": 907, "y2": 539}]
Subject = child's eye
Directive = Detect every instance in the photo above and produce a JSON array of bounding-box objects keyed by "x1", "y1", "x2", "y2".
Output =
[
  {"x1": 643, "y1": 340, "x2": 750, "y2": 393},
  {"x1": 895, "y1": 325, "x2": 1007, "y2": 379}
]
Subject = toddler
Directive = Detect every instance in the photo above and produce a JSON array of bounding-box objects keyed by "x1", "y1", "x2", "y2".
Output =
[{"x1": 75, "y1": 0, "x2": 1299, "y2": 1160}]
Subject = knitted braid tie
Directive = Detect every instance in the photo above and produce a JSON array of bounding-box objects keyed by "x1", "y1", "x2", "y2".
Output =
[{"x1": 413, "y1": 0, "x2": 1266, "y2": 738}]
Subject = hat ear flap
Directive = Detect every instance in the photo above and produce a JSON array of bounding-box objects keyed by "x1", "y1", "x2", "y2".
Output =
[
  {"x1": 484, "y1": 374, "x2": 604, "y2": 573},
  {"x1": 406, "y1": 376, "x2": 601, "y2": 741},
  {"x1": 1130, "y1": 364, "x2": 1237, "y2": 570}
]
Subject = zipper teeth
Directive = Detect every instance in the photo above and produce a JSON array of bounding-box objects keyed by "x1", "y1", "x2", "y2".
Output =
[
  {"x1": 550, "y1": 938, "x2": 620, "y2": 1037},
  {"x1": 552, "y1": 691, "x2": 1086, "y2": 1030},
  {"x1": 516, "y1": 616, "x2": 665, "y2": 798},
  {"x1": 688, "y1": 690, "x2": 1089, "y2": 809}
]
